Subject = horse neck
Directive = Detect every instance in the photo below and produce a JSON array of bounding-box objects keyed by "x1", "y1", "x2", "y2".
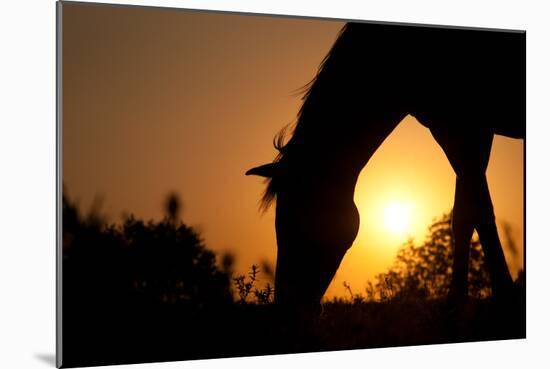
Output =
[
  {"x1": 284, "y1": 109, "x2": 404, "y2": 193},
  {"x1": 282, "y1": 21, "x2": 411, "y2": 186}
]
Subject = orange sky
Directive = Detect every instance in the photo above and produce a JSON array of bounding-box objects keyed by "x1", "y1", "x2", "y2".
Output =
[{"x1": 62, "y1": 3, "x2": 524, "y2": 298}]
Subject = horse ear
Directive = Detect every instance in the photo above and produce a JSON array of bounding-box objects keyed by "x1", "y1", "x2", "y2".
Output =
[{"x1": 245, "y1": 163, "x2": 278, "y2": 178}]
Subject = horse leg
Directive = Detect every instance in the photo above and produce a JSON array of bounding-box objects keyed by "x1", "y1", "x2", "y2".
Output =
[
  {"x1": 455, "y1": 172, "x2": 514, "y2": 300},
  {"x1": 474, "y1": 176, "x2": 514, "y2": 298},
  {"x1": 449, "y1": 176, "x2": 476, "y2": 301},
  {"x1": 430, "y1": 128, "x2": 513, "y2": 302}
]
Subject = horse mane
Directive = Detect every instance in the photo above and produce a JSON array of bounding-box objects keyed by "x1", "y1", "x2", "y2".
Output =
[{"x1": 259, "y1": 23, "x2": 352, "y2": 212}]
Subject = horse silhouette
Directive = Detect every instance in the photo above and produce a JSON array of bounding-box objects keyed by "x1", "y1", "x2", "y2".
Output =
[{"x1": 246, "y1": 22, "x2": 525, "y2": 312}]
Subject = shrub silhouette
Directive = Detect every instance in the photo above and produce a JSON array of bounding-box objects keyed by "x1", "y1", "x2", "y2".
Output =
[
  {"x1": 232, "y1": 264, "x2": 274, "y2": 305},
  {"x1": 62, "y1": 190, "x2": 233, "y2": 315},
  {"x1": 370, "y1": 213, "x2": 493, "y2": 301}
]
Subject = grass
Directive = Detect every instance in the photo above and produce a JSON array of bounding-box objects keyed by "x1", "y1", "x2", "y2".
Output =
[
  {"x1": 62, "y1": 267, "x2": 525, "y2": 368},
  {"x1": 60, "y1": 192, "x2": 525, "y2": 368}
]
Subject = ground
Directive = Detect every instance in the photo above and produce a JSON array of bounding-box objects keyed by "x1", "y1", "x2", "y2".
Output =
[{"x1": 61, "y1": 296, "x2": 525, "y2": 368}]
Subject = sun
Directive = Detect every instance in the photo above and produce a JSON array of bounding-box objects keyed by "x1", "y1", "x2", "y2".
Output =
[{"x1": 383, "y1": 202, "x2": 412, "y2": 235}]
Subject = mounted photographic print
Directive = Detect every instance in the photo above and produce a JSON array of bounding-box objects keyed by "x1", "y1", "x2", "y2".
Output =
[{"x1": 57, "y1": 1, "x2": 526, "y2": 367}]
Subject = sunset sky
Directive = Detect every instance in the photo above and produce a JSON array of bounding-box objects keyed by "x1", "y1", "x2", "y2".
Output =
[{"x1": 62, "y1": 3, "x2": 524, "y2": 298}]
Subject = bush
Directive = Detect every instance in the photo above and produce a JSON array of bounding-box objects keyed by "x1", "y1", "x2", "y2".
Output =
[
  {"x1": 370, "y1": 213, "x2": 492, "y2": 301},
  {"x1": 62, "y1": 190, "x2": 233, "y2": 313}
]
